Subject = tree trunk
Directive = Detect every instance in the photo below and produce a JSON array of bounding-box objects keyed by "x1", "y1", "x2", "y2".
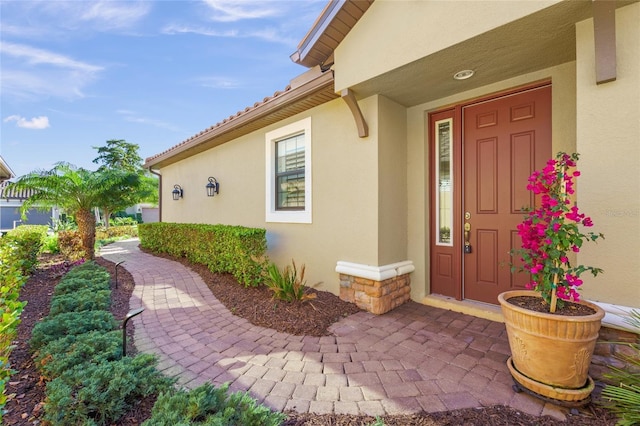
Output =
[
  {"x1": 103, "y1": 208, "x2": 111, "y2": 229},
  {"x1": 75, "y1": 208, "x2": 96, "y2": 260}
]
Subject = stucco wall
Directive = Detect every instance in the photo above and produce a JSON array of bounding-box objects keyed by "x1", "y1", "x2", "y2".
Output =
[
  {"x1": 406, "y1": 62, "x2": 577, "y2": 301},
  {"x1": 160, "y1": 97, "x2": 383, "y2": 294},
  {"x1": 377, "y1": 95, "x2": 408, "y2": 265},
  {"x1": 334, "y1": 0, "x2": 558, "y2": 91},
  {"x1": 575, "y1": 3, "x2": 640, "y2": 308}
]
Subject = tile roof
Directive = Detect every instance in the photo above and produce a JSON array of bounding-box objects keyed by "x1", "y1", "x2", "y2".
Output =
[
  {"x1": 0, "y1": 181, "x2": 35, "y2": 200},
  {"x1": 144, "y1": 66, "x2": 338, "y2": 169}
]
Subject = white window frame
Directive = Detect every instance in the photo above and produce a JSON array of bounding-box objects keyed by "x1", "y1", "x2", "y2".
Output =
[{"x1": 265, "y1": 117, "x2": 312, "y2": 223}]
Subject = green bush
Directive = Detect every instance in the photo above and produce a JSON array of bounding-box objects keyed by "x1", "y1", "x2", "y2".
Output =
[
  {"x1": 49, "y1": 289, "x2": 111, "y2": 317},
  {"x1": 4, "y1": 225, "x2": 48, "y2": 274},
  {"x1": 139, "y1": 223, "x2": 267, "y2": 287},
  {"x1": 143, "y1": 382, "x2": 285, "y2": 426},
  {"x1": 601, "y1": 310, "x2": 640, "y2": 426},
  {"x1": 30, "y1": 310, "x2": 117, "y2": 353},
  {"x1": 265, "y1": 260, "x2": 317, "y2": 303},
  {"x1": 96, "y1": 225, "x2": 138, "y2": 241},
  {"x1": 53, "y1": 276, "x2": 110, "y2": 296},
  {"x1": 41, "y1": 233, "x2": 60, "y2": 254},
  {"x1": 43, "y1": 354, "x2": 173, "y2": 426},
  {"x1": 35, "y1": 331, "x2": 122, "y2": 380},
  {"x1": 0, "y1": 239, "x2": 28, "y2": 412}
]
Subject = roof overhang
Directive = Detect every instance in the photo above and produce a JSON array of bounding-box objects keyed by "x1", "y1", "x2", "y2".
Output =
[
  {"x1": 145, "y1": 67, "x2": 338, "y2": 170},
  {"x1": 0, "y1": 156, "x2": 15, "y2": 183},
  {"x1": 290, "y1": 0, "x2": 373, "y2": 68}
]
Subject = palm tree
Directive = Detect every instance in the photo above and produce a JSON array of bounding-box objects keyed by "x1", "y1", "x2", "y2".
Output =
[{"x1": 6, "y1": 162, "x2": 138, "y2": 260}]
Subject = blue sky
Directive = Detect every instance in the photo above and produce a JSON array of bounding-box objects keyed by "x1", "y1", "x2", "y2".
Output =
[{"x1": 1, "y1": 0, "x2": 326, "y2": 177}]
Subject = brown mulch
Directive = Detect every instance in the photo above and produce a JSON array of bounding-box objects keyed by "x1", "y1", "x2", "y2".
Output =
[{"x1": 4, "y1": 249, "x2": 618, "y2": 425}]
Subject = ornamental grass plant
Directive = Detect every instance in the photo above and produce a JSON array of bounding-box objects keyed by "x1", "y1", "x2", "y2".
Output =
[{"x1": 512, "y1": 152, "x2": 604, "y2": 312}]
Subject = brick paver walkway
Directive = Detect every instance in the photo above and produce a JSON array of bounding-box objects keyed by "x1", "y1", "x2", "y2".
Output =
[{"x1": 101, "y1": 239, "x2": 565, "y2": 419}]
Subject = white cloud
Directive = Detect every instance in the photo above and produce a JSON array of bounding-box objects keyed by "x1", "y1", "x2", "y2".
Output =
[
  {"x1": 0, "y1": 42, "x2": 102, "y2": 100},
  {"x1": 197, "y1": 76, "x2": 241, "y2": 89},
  {"x1": 40, "y1": 0, "x2": 150, "y2": 32},
  {"x1": 162, "y1": 24, "x2": 239, "y2": 38},
  {"x1": 4, "y1": 115, "x2": 51, "y2": 130},
  {"x1": 117, "y1": 110, "x2": 180, "y2": 132},
  {"x1": 202, "y1": 0, "x2": 281, "y2": 22},
  {"x1": 1, "y1": 42, "x2": 102, "y2": 73}
]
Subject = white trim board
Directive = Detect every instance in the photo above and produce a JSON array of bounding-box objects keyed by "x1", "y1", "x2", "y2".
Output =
[{"x1": 335, "y1": 260, "x2": 415, "y2": 282}]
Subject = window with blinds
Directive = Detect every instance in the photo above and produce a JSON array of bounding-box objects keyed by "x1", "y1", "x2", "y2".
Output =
[
  {"x1": 265, "y1": 117, "x2": 312, "y2": 223},
  {"x1": 275, "y1": 133, "x2": 305, "y2": 210}
]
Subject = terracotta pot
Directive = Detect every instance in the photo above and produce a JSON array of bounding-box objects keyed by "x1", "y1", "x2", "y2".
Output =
[{"x1": 498, "y1": 290, "x2": 604, "y2": 391}]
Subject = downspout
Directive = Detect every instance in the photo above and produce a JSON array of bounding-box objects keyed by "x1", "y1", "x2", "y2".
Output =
[{"x1": 149, "y1": 168, "x2": 162, "y2": 222}]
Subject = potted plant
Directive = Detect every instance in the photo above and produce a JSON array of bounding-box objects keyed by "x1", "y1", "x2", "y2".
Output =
[{"x1": 499, "y1": 152, "x2": 605, "y2": 403}]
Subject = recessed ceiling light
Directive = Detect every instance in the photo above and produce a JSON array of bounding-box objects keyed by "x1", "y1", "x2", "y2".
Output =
[{"x1": 453, "y1": 70, "x2": 474, "y2": 80}]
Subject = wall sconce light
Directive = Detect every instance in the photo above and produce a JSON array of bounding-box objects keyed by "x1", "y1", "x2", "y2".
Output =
[
  {"x1": 172, "y1": 184, "x2": 183, "y2": 200},
  {"x1": 206, "y1": 177, "x2": 219, "y2": 197}
]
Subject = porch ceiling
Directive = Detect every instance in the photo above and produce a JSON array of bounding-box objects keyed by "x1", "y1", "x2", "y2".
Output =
[{"x1": 346, "y1": 1, "x2": 610, "y2": 107}]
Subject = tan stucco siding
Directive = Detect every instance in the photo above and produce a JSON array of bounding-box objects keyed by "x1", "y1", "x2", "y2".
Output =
[
  {"x1": 377, "y1": 95, "x2": 408, "y2": 265},
  {"x1": 334, "y1": 0, "x2": 559, "y2": 92},
  {"x1": 406, "y1": 63, "x2": 577, "y2": 301},
  {"x1": 160, "y1": 97, "x2": 382, "y2": 295},
  {"x1": 575, "y1": 3, "x2": 640, "y2": 308}
]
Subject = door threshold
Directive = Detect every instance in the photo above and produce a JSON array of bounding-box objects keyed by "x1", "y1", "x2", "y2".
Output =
[{"x1": 421, "y1": 294, "x2": 504, "y2": 323}]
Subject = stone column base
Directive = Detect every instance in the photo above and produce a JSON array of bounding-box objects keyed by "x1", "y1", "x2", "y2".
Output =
[{"x1": 339, "y1": 273, "x2": 412, "y2": 315}]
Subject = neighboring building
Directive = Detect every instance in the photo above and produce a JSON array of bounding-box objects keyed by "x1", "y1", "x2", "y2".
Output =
[
  {"x1": 145, "y1": 1, "x2": 639, "y2": 327},
  {"x1": 0, "y1": 181, "x2": 57, "y2": 233}
]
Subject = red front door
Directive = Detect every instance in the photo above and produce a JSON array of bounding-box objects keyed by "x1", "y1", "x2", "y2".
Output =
[
  {"x1": 462, "y1": 85, "x2": 552, "y2": 304},
  {"x1": 429, "y1": 84, "x2": 552, "y2": 304}
]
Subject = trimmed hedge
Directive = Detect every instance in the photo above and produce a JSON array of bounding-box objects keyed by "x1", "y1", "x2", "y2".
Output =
[
  {"x1": 96, "y1": 225, "x2": 138, "y2": 240},
  {"x1": 139, "y1": 223, "x2": 267, "y2": 287}
]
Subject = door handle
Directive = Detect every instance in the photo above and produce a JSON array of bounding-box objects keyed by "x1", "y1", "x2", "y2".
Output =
[{"x1": 464, "y1": 222, "x2": 472, "y2": 253}]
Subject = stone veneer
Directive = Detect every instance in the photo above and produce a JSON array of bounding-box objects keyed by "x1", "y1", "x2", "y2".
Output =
[
  {"x1": 339, "y1": 273, "x2": 412, "y2": 315},
  {"x1": 591, "y1": 326, "x2": 640, "y2": 382}
]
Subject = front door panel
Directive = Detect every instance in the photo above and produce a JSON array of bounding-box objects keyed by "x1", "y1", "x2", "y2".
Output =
[{"x1": 462, "y1": 86, "x2": 551, "y2": 304}]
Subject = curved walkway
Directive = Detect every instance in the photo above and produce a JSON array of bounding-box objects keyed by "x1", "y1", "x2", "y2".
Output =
[{"x1": 100, "y1": 239, "x2": 564, "y2": 419}]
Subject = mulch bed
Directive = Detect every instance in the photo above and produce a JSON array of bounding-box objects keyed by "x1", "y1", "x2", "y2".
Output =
[{"x1": 3, "y1": 250, "x2": 618, "y2": 425}]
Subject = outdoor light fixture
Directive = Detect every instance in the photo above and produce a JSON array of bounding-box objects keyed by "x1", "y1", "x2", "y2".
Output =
[
  {"x1": 206, "y1": 177, "x2": 219, "y2": 197},
  {"x1": 122, "y1": 307, "x2": 144, "y2": 357},
  {"x1": 172, "y1": 184, "x2": 183, "y2": 200},
  {"x1": 453, "y1": 69, "x2": 475, "y2": 80}
]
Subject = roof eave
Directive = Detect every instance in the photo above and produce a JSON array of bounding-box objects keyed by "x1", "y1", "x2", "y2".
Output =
[{"x1": 145, "y1": 69, "x2": 338, "y2": 170}]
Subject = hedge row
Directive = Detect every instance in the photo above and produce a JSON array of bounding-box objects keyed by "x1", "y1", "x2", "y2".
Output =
[
  {"x1": 31, "y1": 261, "x2": 172, "y2": 425},
  {"x1": 138, "y1": 223, "x2": 267, "y2": 287},
  {"x1": 0, "y1": 226, "x2": 47, "y2": 416}
]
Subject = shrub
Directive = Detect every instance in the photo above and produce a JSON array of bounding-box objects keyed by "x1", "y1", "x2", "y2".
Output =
[
  {"x1": 57, "y1": 229, "x2": 84, "y2": 260},
  {"x1": 143, "y1": 382, "x2": 285, "y2": 426},
  {"x1": 43, "y1": 354, "x2": 173, "y2": 426},
  {"x1": 49, "y1": 289, "x2": 111, "y2": 317},
  {"x1": 30, "y1": 310, "x2": 118, "y2": 353},
  {"x1": 265, "y1": 260, "x2": 317, "y2": 303},
  {"x1": 139, "y1": 223, "x2": 267, "y2": 287},
  {"x1": 41, "y1": 233, "x2": 60, "y2": 254},
  {"x1": 601, "y1": 310, "x2": 640, "y2": 426},
  {"x1": 53, "y1": 276, "x2": 110, "y2": 297},
  {"x1": 4, "y1": 225, "x2": 48, "y2": 274},
  {"x1": 0, "y1": 240, "x2": 28, "y2": 412},
  {"x1": 96, "y1": 225, "x2": 138, "y2": 241},
  {"x1": 35, "y1": 331, "x2": 122, "y2": 380}
]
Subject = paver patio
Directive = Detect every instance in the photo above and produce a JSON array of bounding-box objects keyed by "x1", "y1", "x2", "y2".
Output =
[{"x1": 100, "y1": 239, "x2": 568, "y2": 419}]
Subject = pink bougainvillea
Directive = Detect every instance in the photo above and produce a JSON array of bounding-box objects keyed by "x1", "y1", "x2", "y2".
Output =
[{"x1": 513, "y1": 152, "x2": 604, "y2": 312}]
